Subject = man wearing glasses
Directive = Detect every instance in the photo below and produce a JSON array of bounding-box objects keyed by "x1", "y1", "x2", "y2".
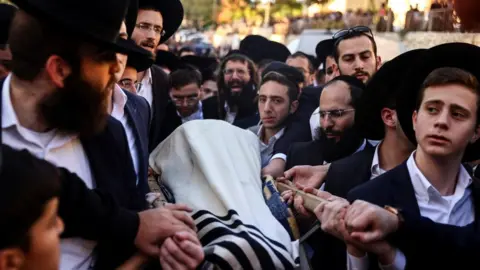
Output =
[
  {"x1": 333, "y1": 26, "x2": 381, "y2": 84},
  {"x1": 131, "y1": 0, "x2": 184, "y2": 152},
  {"x1": 285, "y1": 76, "x2": 370, "y2": 171}
]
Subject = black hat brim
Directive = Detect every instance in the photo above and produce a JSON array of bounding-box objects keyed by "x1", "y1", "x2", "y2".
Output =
[
  {"x1": 180, "y1": 55, "x2": 218, "y2": 70},
  {"x1": 118, "y1": 39, "x2": 154, "y2": 72},
  {"x1": 396, "y1": 43, "x2": 480, "y2": 162},
  {"x1": 356, "y1": 49, "x2": 426, "y2": 140},
  {"x1": 139, "y1": 0, "x2": 184, "y2": 43},
  {"x1": 155, "y1": 50, "x2": 183, "y2": 72},
  {"x1": 12, "y1": 0, "x2": 136, "y2": 55}
]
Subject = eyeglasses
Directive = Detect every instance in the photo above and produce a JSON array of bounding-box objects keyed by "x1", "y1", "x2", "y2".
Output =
[
  {"x1": 171, "y1": 94, "x2": 199, "y2": 105},
  {"x1": 319, "y1": 109, "x2": 355, "y2": 119},
  {"x1": 135, "y1": 23, "x2": 166, "y2": 37},
  {"x1": 223, "y1": 68, "x2": 248, "y2": 78},
  {"x1": 118, "y1": 79, "x2": 137, "y2": 90},
  {"x1": 333, "y1": 26, "x2": 373, "y2": 43}
]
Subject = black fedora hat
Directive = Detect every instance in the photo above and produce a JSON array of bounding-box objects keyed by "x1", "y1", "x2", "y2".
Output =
[
  {"x1": 396, "y1": 43, "x2": 480, "y2": 162},
  {"x1": 356, "y1": 49, "x2": 426, "y2": 140},
  {"x1": 125, "y1": 0, "x2": 139, "y2": 38},
  {"x1": 0, "y1": 3, "x2": 17, "y2": 45},
  {"x1": 181, "y1": 55, "x2": 218, "y2": 71},
  {"x1": 155, "y1": 50, "x2": 183, "y2": 72},
  {"x1": 262, "y1": 61, "x2": 304, "y2": 86},
  {"x1": 265, "y1": 41, "x2": 291, "y2": 63},
  {"x1": 315, "y1": 38, "x2": 335, "y2": 68},
  {"x1": 124, "y1": 40, "x2": 154, "y2": 72},
  {"x1": 138, "y1": 0, "x2": 184, "y2": 43},
  {"x1": 11, "y1": 0, "x2": 134, "y2": 54}
]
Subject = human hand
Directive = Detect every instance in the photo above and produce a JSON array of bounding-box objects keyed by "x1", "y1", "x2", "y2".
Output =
[
  {"x1": 279, "y1": 164, "x2": 330, "y2": 190},
  {"x1": 312, "y1": 190, "x2": 350, "y2": 241},
  {"x1": 135, "y1": 204, "x2": 197, "y2": 256},
  {"x1": 160, "y1": 231, "x2": 204, "y2": 270}
]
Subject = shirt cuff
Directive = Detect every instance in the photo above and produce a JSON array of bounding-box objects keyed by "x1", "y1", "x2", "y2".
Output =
[
  {"x1": 271, "y1": 153, "x2": 287, "y2": 162},
  {"x1": 379, "y1": 249, "x2": 406, "y2": 270},
  {"x1": 347, "y1": 252, "x2": 369, "y2": 270}
]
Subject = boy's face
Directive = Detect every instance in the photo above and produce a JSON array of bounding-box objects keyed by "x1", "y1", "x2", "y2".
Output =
[
  {"x1": 413, "y1": 84, "x2": 480, "y2": 159},
  {"x1": 0, "y1": 198, "x2": 64, "y2": 270}
]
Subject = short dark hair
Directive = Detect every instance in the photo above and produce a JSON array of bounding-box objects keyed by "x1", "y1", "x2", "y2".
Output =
[
  {"x1": 416, "y1": 67, "x2": 480, "y2": 123},
  {"x1": 289, "y1": 52, "x2": 315, "y2": 74},
  {"x1": 260, "y1": 72, "x2": 299, "y2": 103},
  {"x1": 0, "y1": 145, "x2": 61, "y2": 251},
  {"x1": 169, "y1": 66, "x2": 202, "y2": 90},
  {"x1": 333, "y1": 33, "x2": 378, "y2": 63},
  {"x1": 8, "y1": 10, "x2": 104, "y2": 81},
  {"x1": 323, "y1": 75, "x2": 364, "y2": 108}
]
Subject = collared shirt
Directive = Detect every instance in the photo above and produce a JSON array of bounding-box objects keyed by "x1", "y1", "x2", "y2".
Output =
[
  {"x1": 177, "y1": 102, "x2": 204, "y2": 124},
  {"x1": 137, "y1": 68, "x2": 153, "y2": 108},
  {"x1": 255, "y1": 125, "x2": 285, "y2": 168},
  {"x1": 370, "y1": 143, "x2": 387, "y2": 180},
  {"x1": 2, "y1": 74, "x2": 96, "y2": 270},
  {"x1": 224, "y1": 103, "x2": 237, "y2": 124},
  {"x1": 348, "y1": 151, "x2": 474, "y2": 270},
  {"x1": 111, "y1": 84, "x2": 140, "y2": 185}
]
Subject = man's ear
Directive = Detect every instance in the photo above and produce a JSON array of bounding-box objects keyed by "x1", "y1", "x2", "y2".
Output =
[
  {"x1": 412, "y1": 110, "x2": 418, "y2": 131},
  {"x1": 0, "y1": 248, "x2": 25, "y2": 270},
  {"x1": 376, "y1": 55, "x2": 382, "y2": 70},
  {"x1": 380, "y1": 108, "x2": 396, "y2": 128},
  {"x1": 45, "y1": 55, "x2": 72, "y2": 88},
  {"x1": 290, "y1": 100, "x2": 299, "y2": 114},
  {"x1": 471, "y1": 126, "x2": 480, "y2": 143}
]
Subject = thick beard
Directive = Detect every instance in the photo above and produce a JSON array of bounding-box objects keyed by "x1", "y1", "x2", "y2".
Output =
[
  {"x1": 40, "y1": 70, "x2": 110, "y2": 138},
  {"x1": 225, "y1": 81, "x2": 257, "y2": 118},
  {"x1": 315, "y1": 125, "x2": 364, "y2": 163}
]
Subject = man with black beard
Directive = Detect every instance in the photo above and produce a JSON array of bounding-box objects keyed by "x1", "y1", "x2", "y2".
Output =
[
  {"x1": 2, "y1": 0, "x2": 196, "y2": 269},
  {"x1": 285, "y1": 76, "x2": 371, "y2": 171},
  {"x1": 202, "y1": 53, "x2": 260, "y2": 128}
]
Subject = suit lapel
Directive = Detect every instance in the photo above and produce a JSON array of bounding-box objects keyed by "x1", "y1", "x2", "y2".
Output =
[
  {"x1": 469, "y1": 177, "x2": 480, "y2": 228},
  {"x1": 390, "y1": 163, "x2": 422, "y2": 216}
]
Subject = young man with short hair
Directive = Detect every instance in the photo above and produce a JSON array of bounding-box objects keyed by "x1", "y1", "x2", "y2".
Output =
[
  {"x1": 249, "y1": 72, "x2": 299, "y2": 167},
  {"x1": 286, "y1": 52, "x2": 316, "y2": 86},
  {"x1": 333, "y1": 26, "x2": 381, "y2": 83}
]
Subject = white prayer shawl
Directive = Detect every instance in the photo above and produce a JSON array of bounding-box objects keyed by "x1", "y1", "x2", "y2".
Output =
[{"x1": 150, "y1": 120, "x2": 299, "y2": 269}]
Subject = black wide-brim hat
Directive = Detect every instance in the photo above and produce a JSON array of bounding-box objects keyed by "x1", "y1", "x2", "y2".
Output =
[
  {"x1": 155, "y1": 50, "x2": 183, "y2": 72},
  {"x1": 139, "y1": 0, "x2": 184, "y2": 43},
  {"x1": 262, "y1": 61, "x2": 304, "y2": 86},
  {"x1": 0, "y1": 3, "x2": 17, "y2": 45},
  {"x1": 181, "y1": 55, "x2": 218, "y2": 71},
  {"x1": 396, "y1": 43, "x2": 480, "y2": 162},
  {"x1": 239, "y1": 35, "x2": 270, "y2": 63},
  {"x1": 11, "y1": 0, "x2": 135, "y2": 54},
  {"x1": 315, "y1": 38, "x2": 335, "y2": 65},
  {"x1": 265, "y1": 41, "x2": 291, "y2": 63},
  {"x1": 124, "y1": 39, "x2": 154, "y2": 72},
  {"x1": 355, "y1": 49, "x2": 426, "y2": 140}
]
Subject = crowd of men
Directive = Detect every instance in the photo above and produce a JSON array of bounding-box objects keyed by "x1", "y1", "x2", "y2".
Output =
[{"x1": 1, "y1": 0, "x2": 480, "y2": 269}]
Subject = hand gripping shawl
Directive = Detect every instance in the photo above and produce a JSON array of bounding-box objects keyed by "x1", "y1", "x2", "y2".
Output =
[{"x1": 149, "y1": 120, "x2": 299, "y2": 269}]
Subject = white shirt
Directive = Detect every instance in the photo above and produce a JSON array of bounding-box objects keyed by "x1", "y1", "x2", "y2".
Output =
[
  {"x1": 178, "y1": 102, "x2": 204, "y2": 124},
  {"x1": 370, "y1": 143, "x2": 387, "y2": 180},
  {"x1": 137, "y1": 68, "x2": 153, "y2": 109},
  {"x1": 348, "y1": 151, "x2": 474, "y2": 270},
  {"x1": 2, "y1": 74, "x2": 96, "y2": 270},
  {"x1": 111, "y1": 84, "x2": 140, "y2": 185},
  {"x1": 254, "y1": 125, "x2": 285, "y2": 168},
  {"x1": 224, "y1": 103, "x2": 237, "y2": 124},
  {"x1": 309, "y1": 107, "x2": 320, "y2": 140}
]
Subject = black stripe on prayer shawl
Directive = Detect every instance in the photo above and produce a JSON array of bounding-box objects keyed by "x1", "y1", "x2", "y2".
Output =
[
  {"x1": 197, "y1": 214, "x2": 293, "y2": 264},
  {"x1": 201, "y1": 226, "x2": 277, "y2": 269},
  {"x1": 204, "y1": 247, "x2": 235, "y2": 270},
  {"x1": 193, "y1": 209, "x2": 296, "y2": 270}
]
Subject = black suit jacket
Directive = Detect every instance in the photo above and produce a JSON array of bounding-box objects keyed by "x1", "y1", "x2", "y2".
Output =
[
  {"x1": 285, "y1": 140, "x2": 324, "y2": 171},
  {"x1": 348, "y1": 162, "x2": 480, "y2": 269},
  {"x1": 80, "y1": 117, "x2": 146, "y2": 269},
  {"x1": 148, "y1": 65, "x2": 171, "y2": 153},
  {"x1": 124, "y1": 89, "x2": 151, "y2": 196},
  {"x1": 308, "y1": 146, "x2": 376, "y2": 270},
  {"x1": 391, "y1": 211, "x2": 479, "y2": 268}
]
